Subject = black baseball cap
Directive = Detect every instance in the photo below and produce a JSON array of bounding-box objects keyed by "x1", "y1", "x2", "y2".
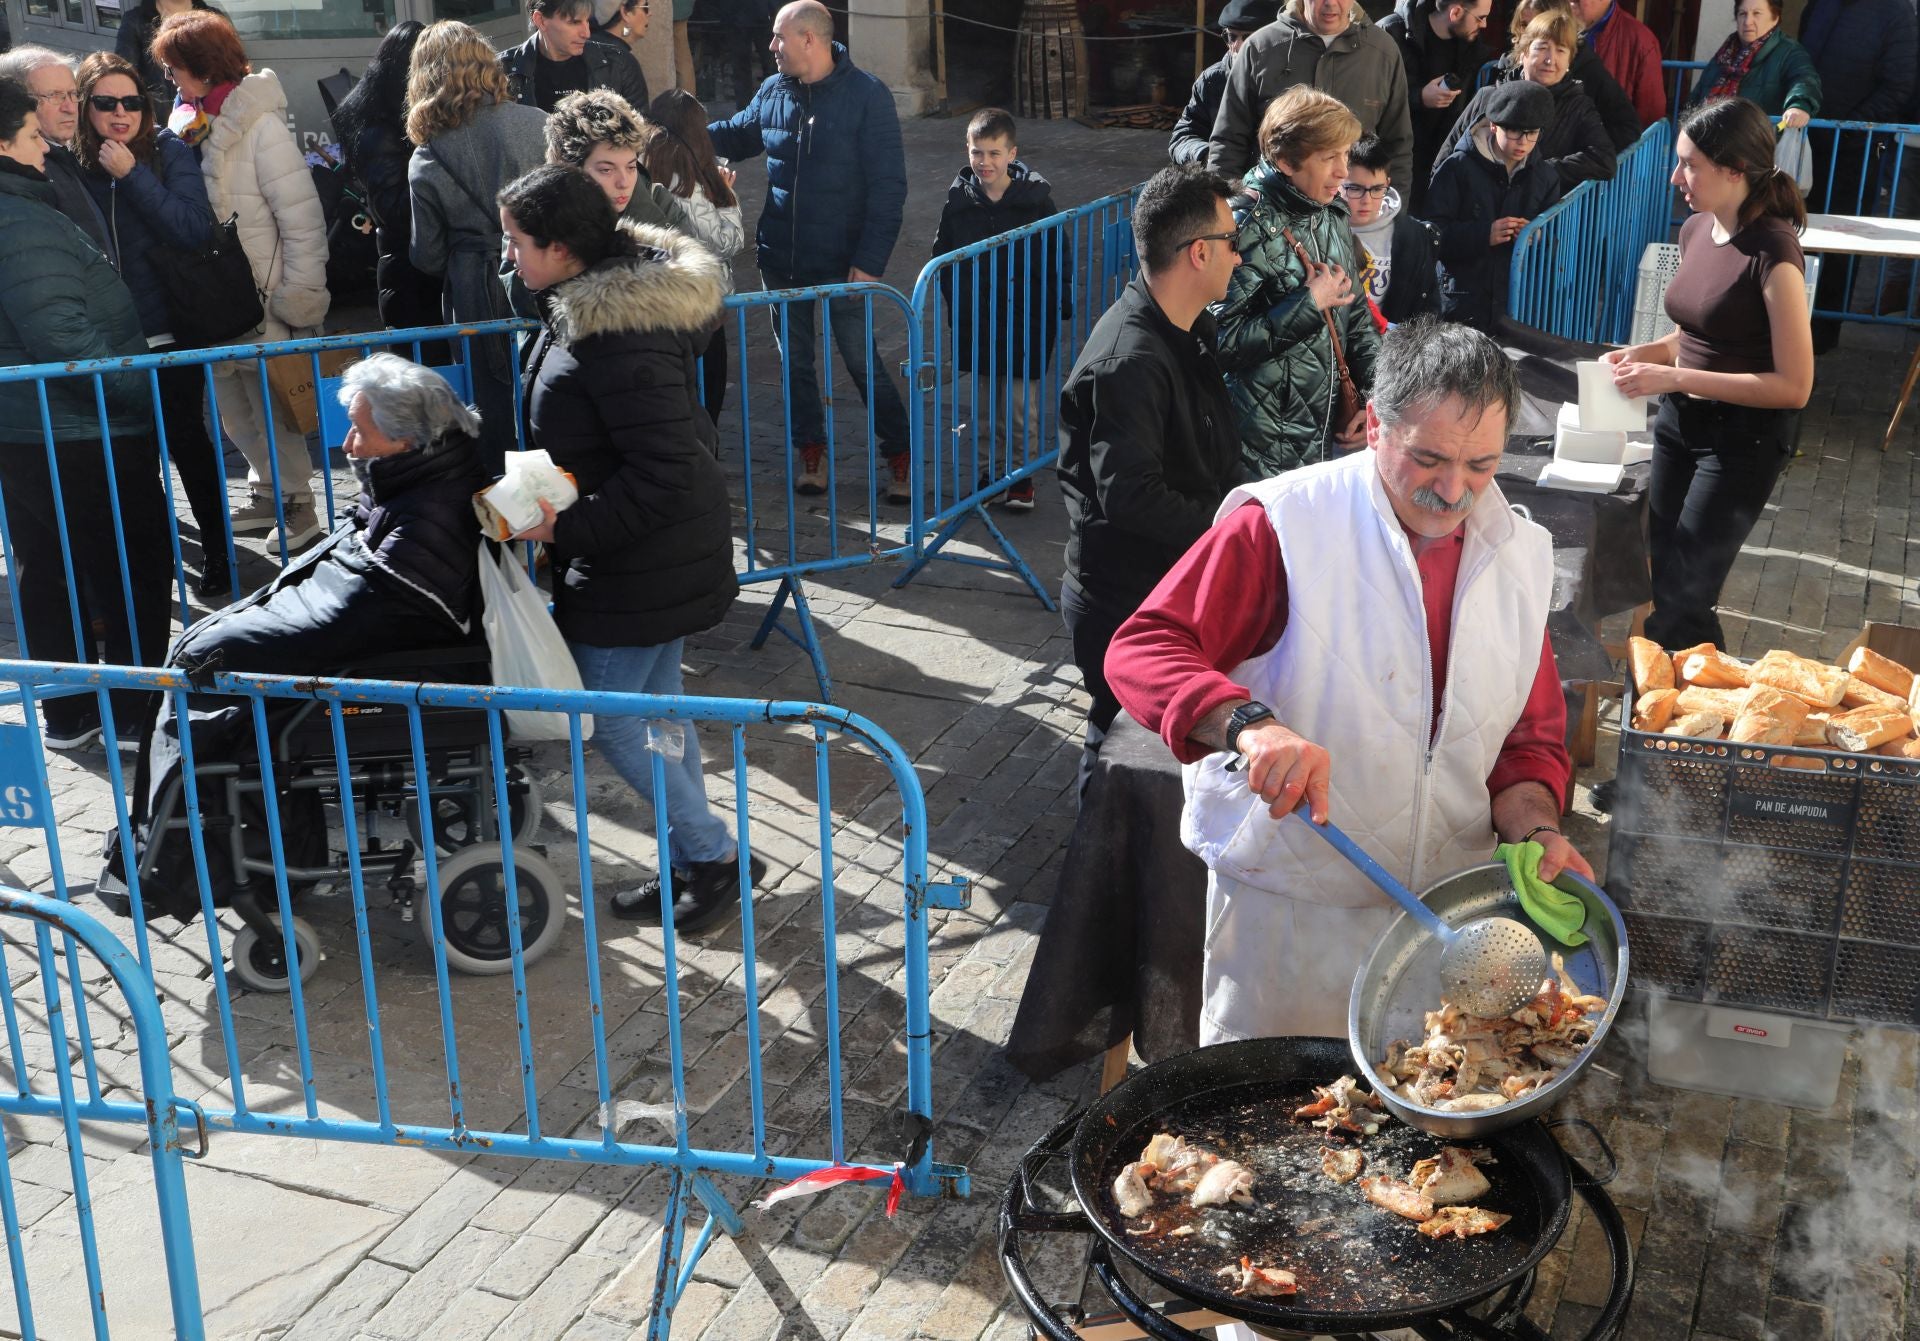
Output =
[{"x1": 1485, "y1": 80, "x2": 1554, "y2": 132}]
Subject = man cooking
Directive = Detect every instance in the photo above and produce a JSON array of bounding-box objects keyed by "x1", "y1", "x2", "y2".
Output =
[{"x1": 1106, "y1": 317, "x2": 1593, "y2": 1045}]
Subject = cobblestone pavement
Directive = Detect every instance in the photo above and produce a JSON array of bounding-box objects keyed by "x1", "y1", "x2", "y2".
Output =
[{"x1": 0, "y1": 114, "x2": 1916, "y2": 1340}]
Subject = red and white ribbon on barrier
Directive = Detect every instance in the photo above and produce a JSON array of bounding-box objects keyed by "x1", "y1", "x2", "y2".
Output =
[{"x1": 751, "y1": 1163, "x2": 905, "y2": 1217}]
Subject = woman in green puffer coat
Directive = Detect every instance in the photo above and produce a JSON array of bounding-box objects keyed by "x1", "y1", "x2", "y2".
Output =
[{"x1": 1213, "y1": 85, "x2": 1381, "y2": 479}]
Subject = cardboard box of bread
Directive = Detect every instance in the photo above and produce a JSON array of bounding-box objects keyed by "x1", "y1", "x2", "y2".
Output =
[{"x1": 1626, "y1": 632, "x2": 1920, "y2": 762}]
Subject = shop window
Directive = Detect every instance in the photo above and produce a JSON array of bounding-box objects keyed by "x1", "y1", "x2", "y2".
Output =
[{"x1": 222, "y1": 0, "x2": 397, "y2": 42}]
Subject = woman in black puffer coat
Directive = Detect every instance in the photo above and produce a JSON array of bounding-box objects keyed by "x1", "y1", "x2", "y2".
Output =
[{"x1": 502, "y1": 164, "x2": 758, "y2": 936}]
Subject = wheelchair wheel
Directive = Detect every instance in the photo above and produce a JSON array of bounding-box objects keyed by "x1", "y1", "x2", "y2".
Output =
[
  {"x1": 229, "y1": 918, "x2": 322, "y2": 993},
  {"x1": 406, "y1": 768, "x2": 544, "y2": 855},
  {"x1": 426, "y1": 844, "x2": 565, "y2": 975}
]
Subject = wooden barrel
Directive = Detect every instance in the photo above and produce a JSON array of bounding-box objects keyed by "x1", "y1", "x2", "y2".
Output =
[{"x1": 1014, "y1": 0, "x2": 1090, "y2": 120}]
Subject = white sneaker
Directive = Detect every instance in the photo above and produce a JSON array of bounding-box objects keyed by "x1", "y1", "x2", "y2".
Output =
[
  {"x1": 271, "y1": 497, "x2": 325, "y2": 550},
  {"x1": 230, "y1": 494, "x2": 279, "y2": 535}
]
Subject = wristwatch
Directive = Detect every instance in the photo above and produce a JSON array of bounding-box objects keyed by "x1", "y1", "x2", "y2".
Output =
[{"x1": 1225, "y1": 701, "x2": 1276, "y2": 754}]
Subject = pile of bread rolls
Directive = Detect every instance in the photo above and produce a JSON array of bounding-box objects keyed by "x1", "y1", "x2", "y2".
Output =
[{"x1": 1627, "y1": 637, "x2": 1920, "y2": 762}]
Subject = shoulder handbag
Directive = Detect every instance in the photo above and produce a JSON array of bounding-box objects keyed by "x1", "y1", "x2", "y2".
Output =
[
  {"x1": 154, "y1": 210, "x2": 266, "y2": 347},
  {"x1": 1281, "y1": 225, "x2": 1363, "y2": 434}
]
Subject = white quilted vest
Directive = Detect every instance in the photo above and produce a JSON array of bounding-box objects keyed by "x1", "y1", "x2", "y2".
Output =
[{"x1": 1181, "y1": 451, "x2": 1553, "y2": 907}]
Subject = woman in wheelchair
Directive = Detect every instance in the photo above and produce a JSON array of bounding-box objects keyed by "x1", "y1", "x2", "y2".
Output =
[{"x1": 103, "y1": 354, "x2": 493, "y2": 957}]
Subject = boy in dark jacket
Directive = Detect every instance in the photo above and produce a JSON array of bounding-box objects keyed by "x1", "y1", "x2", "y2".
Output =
[
  {"x1": 1424, "y1": 79, "x2": 1561, "y2": 331},
  {"x1": 931, "y1": 108, "x2": 1070, "y2": 511},
  {"x1": 1344, "y1": 134, "x2": 1440, "y2": 325}
]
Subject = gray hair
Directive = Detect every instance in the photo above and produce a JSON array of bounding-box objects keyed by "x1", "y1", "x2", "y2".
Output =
[
  {"x1": 336, "y1": 353, "x2": 481, "y2": 449},
  {"x1": 1370, "y1": 317, "x2": 1519, "y2": 432},
  {"x1": 0, "y1": 47, "x2": 75, "y2": 86}
]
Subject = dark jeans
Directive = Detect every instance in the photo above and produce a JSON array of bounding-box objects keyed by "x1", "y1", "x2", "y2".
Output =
[
  {"x1": 1644, "y1": 395, "x2": 1795, "y2": 651},
  {"x1": 154, "y1": 356, "x2": 228, "y2": 556},
  {"x1": 1061, "y1": 579, "x2": 1132, "y2": 803},
  {"x1": 696, "y1": 322, "x2": 728, "y2": 425},
  {"x1": 762, "y1": 267, "x2": 910, "y2": 458},
  {"x1": 0, "y1": 435, "x2": 172, "y2": 732}
]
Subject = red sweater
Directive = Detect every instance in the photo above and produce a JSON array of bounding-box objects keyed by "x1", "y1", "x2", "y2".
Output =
[
  {"x1": 1106, "y1": 501, "x2": 1572, "y2": 810},
  {"x1": 1589, "y1": 4, "x2": 1667, "y2": 130}
]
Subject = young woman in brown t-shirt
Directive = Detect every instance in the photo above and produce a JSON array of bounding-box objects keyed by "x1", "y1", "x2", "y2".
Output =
[{"x1": 1602, "y1": 97, "x2": 1814, "y2": 650}]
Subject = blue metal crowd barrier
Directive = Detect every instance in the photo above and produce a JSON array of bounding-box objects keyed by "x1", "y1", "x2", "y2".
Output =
[
  {"x1": 0, "y1": 886, "x2": 205, "y2": 1338},
  {"x1": 1508, "y1": 119, "x2": 1676, "y2": 343},
  {"x1": 1800, "y1": 118, "x2": 1920, "y2": 327},
  {"x1": 0, "y1": 658, "x2": 969, "y2": 1337},
  {"x1": 892, "y1": 189, "x2": 1141, "y2": 607}
]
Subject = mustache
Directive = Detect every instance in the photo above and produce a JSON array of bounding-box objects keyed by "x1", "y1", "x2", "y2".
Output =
[{"x1": 1410, "y1": 485, "x2": 1476, "y2": 516}]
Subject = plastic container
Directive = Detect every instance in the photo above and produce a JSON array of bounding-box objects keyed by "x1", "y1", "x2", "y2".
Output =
[
  {"x1": 1607, "y1": 624, "x2": 1920, "y2": 1031},
  {"x1": 1645, "y1": 995, "x2": 1851, "y2": 1109}
]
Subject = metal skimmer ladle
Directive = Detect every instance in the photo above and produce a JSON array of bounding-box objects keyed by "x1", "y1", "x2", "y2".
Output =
[{"x1": 1295, "y1": 814, "x2": 1549, "y2": 1019}]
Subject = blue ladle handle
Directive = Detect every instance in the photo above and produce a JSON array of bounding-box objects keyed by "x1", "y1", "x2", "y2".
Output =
[{"x1": 1292, "y1": 812, "x2": 1453, "y2": 940}]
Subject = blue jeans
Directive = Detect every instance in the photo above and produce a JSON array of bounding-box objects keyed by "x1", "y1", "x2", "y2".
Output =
[
  {"x1": 762, "y1": 267, "x2": 911, "y2": 456},
  {"x1": 568, "y1": 638, "x2": 735, "y2": 868}
]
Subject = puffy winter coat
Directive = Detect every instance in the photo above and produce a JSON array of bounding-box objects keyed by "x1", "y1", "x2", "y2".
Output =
[
  {"x1": 1447, "y1": 69, "x2": 1615, "y2": 189},
  {"x1": 1800, "y1": 0, "x2": 1916, "y2": 122},
  {"x1": 82, "y1": 130, "x2": 212, "y2": 342},
  {"x1": 502, "y1": 32, "x2": 650, "y2": 114},
  {"x1": 1425, "y1": 125, "x2": 1562, "y2": 331},
  {"x1": 1379, "y1": 0, "x2": 1489, "y2": 201},
  {"x1": 661, "y1": 172, "x2": 745, "y2": 296},
  {"x1": 196, "y1": 71, "x2": 331, "y2": 341},
  {"x1": 521, "y1": 221, "x2": 739, "y2": 647},
  {"x1": 337, "y1": 113, "x2": 442, "y2": 331},
  {"x1": 1209, "y1": 0, "x2": 1414, "y2": 187},
  {"x1": 1169, "y1": 56, "x2": 1230, "y2": 165},
  {"x1": 1688, "y1": 30, "x2": 1823, "y2": 119},
  {"x1": 0, "y1": 164, "x2": 150, "y2": 444},
  {"x1": 931, "y1": 162, "x2": 1071, "y2": 377},
  {"x1": 707, "y1": 43, "x2": 907, "y2": 282},
  {"x1": 1212, "y1": 161, "x2": 1381, "y2": 478}
]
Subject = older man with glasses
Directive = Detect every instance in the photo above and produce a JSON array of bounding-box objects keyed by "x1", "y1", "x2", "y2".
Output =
[
  {"x1": 1168, "y1": 0, "x2": 1279, "y2": 165},
  {"x1": 1056, "y1": 164, "x2": 1247, "y2": 800},
  {"x1": 0, "y1": 47, "x2": 110, "y2": 252}
]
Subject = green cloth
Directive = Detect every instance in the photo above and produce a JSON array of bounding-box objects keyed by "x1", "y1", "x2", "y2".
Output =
[{"x1": 1497, "y1": 841, "x2": 1589, "y2": 948}]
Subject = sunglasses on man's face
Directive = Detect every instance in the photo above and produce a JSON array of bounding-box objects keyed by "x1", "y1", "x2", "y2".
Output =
[{"x1": 89, "y1": 94, "x2": 146, "y2": 114}]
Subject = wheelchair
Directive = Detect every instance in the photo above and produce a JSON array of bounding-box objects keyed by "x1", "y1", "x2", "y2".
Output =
[{"x1": 124, "y1": 646, "x2": 562, "y2": 992}]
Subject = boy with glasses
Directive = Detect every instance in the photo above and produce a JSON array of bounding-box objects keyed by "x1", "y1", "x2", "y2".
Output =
[
  {"x1": 1424, "y1": 79, "x2": 1560, "y2": 331},
  {"x1": 1344, "y1": 133, "x2": 1439, "y2": 328}
]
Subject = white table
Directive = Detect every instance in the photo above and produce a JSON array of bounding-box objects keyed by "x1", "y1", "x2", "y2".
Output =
[{"x1": 1801, "y1": 214, "x2": 1920, "y2": 451}]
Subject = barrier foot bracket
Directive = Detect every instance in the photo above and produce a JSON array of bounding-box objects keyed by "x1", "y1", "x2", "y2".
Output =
[
  {"x1": 748, "y1": 575, "x2": 835, "y2": 704},
  {"x1": 892, "y1": 504, "x2": 1056, "y2": 611}
]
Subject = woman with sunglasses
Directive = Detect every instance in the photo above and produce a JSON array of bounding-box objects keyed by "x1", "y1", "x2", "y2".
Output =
[
  {"x1": 1211, "y1": 86, "x2": 1380, "y2": 480},
  {"x1": 74, "y1": 51, "x2": 233, "y2": 599}
]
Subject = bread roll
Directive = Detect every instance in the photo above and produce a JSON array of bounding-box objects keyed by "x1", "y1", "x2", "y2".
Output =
[
  {"x1": 1748, "y1": 650, "x2": 1850, "y2": 708},
  {"x1": 1842, "y1": 676, "x2": 1908, "y2": 711},
  {"x1": 1794, "y1": 712, "x2": 1833, "y2": 748},
  {"x1": 1629, "y1": 636, "x2": 1673, "y2": 692},
  {"x1": 1666, "y1": 711, "x2": 1726, "y2": 739},
  {"x1": 1675, "y1": 686, "x2": 1753, "y2": 719},
  {"x1": 1826, "y1": 706, "x2": 1915, "y2": 753},
  {"x1": 1910, "y1": 673, "x2": 1920, "y2": 720},
  {"x1": 1678, "y1": 648, "x2": 1752, "y2": 690},
  {"x1": 1730, "y1": 686, "x2": 1811, "y2": 746},
  {"x1": 1632, "y1": 688, "x2": 1679, "y2": 732},
  {"x1": 1873, "y1": 737, "x2": 1912, "y2": 757},
  {"x1": 1903, "y1": 738, "x2": 1920, "y2": 761},
  {"x1": 1848, "y1": 646, "x2": 1916, "y2": 699}
]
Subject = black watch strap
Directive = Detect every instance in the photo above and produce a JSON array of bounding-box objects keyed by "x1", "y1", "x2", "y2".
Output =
[{"x1": 1225, "y1": 701, "x2": 1276, "y2": 753}]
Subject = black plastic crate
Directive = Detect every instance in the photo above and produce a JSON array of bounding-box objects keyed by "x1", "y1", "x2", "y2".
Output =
[{"x1": 1608, "y1": 719, "x2": 1920, "y2": 1029}]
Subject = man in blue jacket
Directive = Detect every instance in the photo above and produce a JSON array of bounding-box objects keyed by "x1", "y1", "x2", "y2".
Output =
[{"x1": 709, "y1": 0, "x2": 914, "y2": 502}]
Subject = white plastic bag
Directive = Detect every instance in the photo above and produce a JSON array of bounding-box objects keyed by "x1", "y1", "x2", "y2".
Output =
[
  {"x1": 477, "y1": 542, "x2": 592, "y2": 741},
  {"x1": 1775, "y1": 125, "x2": 1813, "y2": 195}
]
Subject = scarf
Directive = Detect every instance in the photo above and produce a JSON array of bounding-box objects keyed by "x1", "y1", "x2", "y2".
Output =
[
  {"x1": 166, "y1": 79, "x2": 236, "y2": 149},
  {"x1": 1706, "y1": 31, "x2": 1767, "y2": 100}
]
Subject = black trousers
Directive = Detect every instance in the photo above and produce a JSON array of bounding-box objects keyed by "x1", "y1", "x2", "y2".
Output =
[
  {"x1": 0, "y1": 435, "x2": 172, "y2": 732},
  {"x1": 1644, "y1": 395, "x2": 1795, "y2": 651},
  {"x1": 154, "y1": 356, "x2": 228, "y2": 554},
  {"x1": 1060, "y1": 579, "x2": 1133, "y2": 803}
]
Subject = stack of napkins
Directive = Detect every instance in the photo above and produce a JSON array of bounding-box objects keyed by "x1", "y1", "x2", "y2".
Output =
[{"x1": 1540, "y1": 363, "x2": 1653, "y2": 492}]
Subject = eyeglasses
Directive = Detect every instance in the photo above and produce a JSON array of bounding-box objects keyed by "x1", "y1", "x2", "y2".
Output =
[
  {"x1": 88, "y1": 94, "x2": 146, "y2": 114},
  {"x1": 1185, "y1": 230, "x2": 1241, "y2": 253},
  {"x1": 1340, "y1": 182, "x2": 1389, "y2": 199},
  {"x1": 32, "y1": 89, "x2": 79, "y2": 106}
]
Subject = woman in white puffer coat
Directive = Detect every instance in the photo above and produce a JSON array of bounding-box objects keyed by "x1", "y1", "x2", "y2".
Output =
[{"x1": 152, "y1": 10, "x2": 329, "y2": 552}]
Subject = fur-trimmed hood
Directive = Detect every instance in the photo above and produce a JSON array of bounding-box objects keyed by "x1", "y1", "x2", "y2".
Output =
[{"x1": 544, "y1": 219, "x2": 727, "y2": 344}]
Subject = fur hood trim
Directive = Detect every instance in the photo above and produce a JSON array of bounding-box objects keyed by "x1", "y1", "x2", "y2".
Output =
[{"x1": 548, "y1": 220, "x2": 727, "y2": 343}]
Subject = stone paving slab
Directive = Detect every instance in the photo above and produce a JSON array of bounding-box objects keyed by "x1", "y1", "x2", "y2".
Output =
[{"x1": 0, "y1": 110, "x2": 1917, "y2": 1341}]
